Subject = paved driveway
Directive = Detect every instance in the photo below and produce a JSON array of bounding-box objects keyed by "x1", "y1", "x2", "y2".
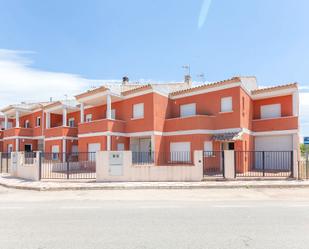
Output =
[{"x1": 0, "y1": 187, "x2": 309, "y2": 249}]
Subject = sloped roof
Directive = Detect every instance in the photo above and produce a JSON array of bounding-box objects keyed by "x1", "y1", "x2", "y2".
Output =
[
  {"x1": 251, "y1": 83, "x2": 298, "y2": 95},
  {"x1": 75, "y1": 86, "x2": 110, "y2": 100},
  {"x1": 170, "y1": 77, "x2": 241, "y2": 96}
]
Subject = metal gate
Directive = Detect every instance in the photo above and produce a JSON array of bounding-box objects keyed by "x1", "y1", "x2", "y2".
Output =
[
  {"x1": 0, "y1": 152, "x2": 11, "y2": 173},
  {"x1": 39, "y1": 152, "x2": 96, "y2": 179},
  {"x1": 203, "y1": 151, "x2": 224, "y2": 177},
  {"x1": 234, "y1": 151, "x2": 293, "y2": 178}
]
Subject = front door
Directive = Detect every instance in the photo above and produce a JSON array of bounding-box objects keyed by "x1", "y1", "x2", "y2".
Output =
[
  {"x1": 24, "y1": 144, "x2": 32, "y2": 152},
  {"x1": 221, "y1": 142, "x2": 234, "y2": 151},
  {"x1": 7, "y1": 144, "x2": 13, "y2": 153}
]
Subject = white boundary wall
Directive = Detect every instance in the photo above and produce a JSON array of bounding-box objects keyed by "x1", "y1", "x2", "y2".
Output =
[
  {"x1": 10, "y1": 152, "x2": 40, "y2": 181},
  {"x1": 96, "y1": 151, "x2": 203, "y2": 182}
]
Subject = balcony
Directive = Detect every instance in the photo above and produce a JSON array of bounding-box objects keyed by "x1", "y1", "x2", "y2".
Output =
[
  {"x1": 78, "y1": 119, "x2": 126, "y2": 135},
  {"x1": 164, "y1": 115, "x2": 215, "y2": 132},
  {"x1": 44, "y1": 126, "x2": 78, "y2": 138},
  {"x1": 3, "y1": 127, "x2": 33, "y2": 137},
  {"x1": 252, "y1": 116, "x2": 298, "y2": 132}
]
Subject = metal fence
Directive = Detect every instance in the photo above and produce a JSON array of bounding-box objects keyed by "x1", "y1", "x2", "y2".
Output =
[
  {"x1": 132, "y1": 151, "x2": 193, "y2": 165},
  {"x1": 24, "y1": 152, "x2": 36, "y2": 165},
  {"x1": 39, "y1": 152, "x2": 96, "y2": 179},
  {"x1": 234, "y1": 151, "x2": 293, "y2": 178},
  {"x1": 0, "y1": 152, "x2": 11, "y2": 173},
  {"x1": 203, "y1": 151, "x2": 224, "y2": 177}
]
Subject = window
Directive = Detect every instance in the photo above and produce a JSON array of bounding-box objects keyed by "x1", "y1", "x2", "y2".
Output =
[
  {"x1": 8, "y1": 144, "x2": 13, "y2": 153},
  {"x1": 170, "y1": 142, "x2": 191, "y2": 163},
  {"x1": 133, "y1": 103, "x2": 144, "y2": 119},
  {"x1": 52, "y1": 145, "x2": 59, "y2": 160},
  {"x1": 111, "y1": 109, "x2": 116, "y2": 119},
  {"x1": 260, "y1": 104, "x2": 281, "y2": 119},
  {"x1": 24, "y1": 120, "x2": 30, "y2": 128},
  {"x1": 36, "y1": 117, "x2": 41, "y2": 127},
  {"x1": 117, "y1": 143, "x2": 125, "y2": 151},
  {"x1": 180, "y1": 103, "x2": 196, "y2": 117},
  {"x1": 221, "y1": 97, "x2": 233, "y2": 112},
  {"x1": 85, "y1": 114, "x2": 92, "y2": 122},
  {"x1": 72, "y1": 145, "x2": 78, "y2": 156},
  {"x1": 204, "y1": 141, "x2": 213, "y2": 157},
  {"x1": 68, "y1": 118, "x2": 75, "y2": 127}
]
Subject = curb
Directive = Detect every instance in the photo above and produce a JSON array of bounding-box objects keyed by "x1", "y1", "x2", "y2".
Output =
[{"x1": 1, "y1": 181, "x2": 309, "y2": 191}]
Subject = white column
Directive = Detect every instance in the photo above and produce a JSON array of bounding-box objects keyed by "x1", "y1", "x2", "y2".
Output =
[
  {"x1": 62, "y1": 139, "x2": 66, "y2": 162},
  {"x1": 107, "y1": 135, "x2": 111, "y2": 151},
  {"x1": 4, "y1": 115, "x2": 8, "y2": 129},
  {"x1": 106, "y1": 94, "x2": 112, "y2": 119},
  {"x1": 80, "y1": 103, "x2": 84, "y2": 123},
  {"x1": 15, "y1": 138, "x2": 19, "y2": 152},
  {"x1": 15, "y1": 111, "x2": 20, "y2": 128},
  {"x1": 224, "y1": 150, "x2": 235, "y2": 179},
  {"x1": 46, "y1": 112, "x2": 51, "y2": 129},
  {"x1": 63, "y1": 108, "x2": 67, "y2": 126},
  {"x1": 292, "y1": 92, "x2": 299, "y2": 116}
]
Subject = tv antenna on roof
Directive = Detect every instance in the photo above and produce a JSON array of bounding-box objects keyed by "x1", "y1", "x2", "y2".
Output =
[
  {"x1": 197, "y1": 73, "x2": 205, "y2": 83},
  {"x1": 182, "y1": 64, "x2": 191, "y2": 76}
]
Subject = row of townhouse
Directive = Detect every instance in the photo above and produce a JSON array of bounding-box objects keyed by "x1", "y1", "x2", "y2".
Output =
[{"x1": 0, "y1": 76, "x2": 300, "y2": 166}]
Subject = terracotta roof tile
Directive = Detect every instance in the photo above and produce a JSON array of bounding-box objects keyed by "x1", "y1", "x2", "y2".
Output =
[
  {"x1": 121, "y1": 84, "x2": 152, "y2": 96},
  {"x1": 75, "y1": 86, "x2": 109, "y2": 100},
  {"x1": 170, "y1": 77, "x2": 241, "y2": 96},
  {"x1": 251, "y1": 83, "x2": 298, "y2": 94}
]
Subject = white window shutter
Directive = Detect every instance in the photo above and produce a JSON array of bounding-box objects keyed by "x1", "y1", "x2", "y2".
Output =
[
  {"x1": 170, "y1": 142, "x2": 191, "y2": 162},
  {"x1": 221, "y1": 97, "x2": 233, "y2": 112},
  {"x1": 260, "y1": 104, "x2": 281, "y2": 119},
  {"x1": 133, "y1": 103, "x2": 144, "y2": 118},
  {"x1": 180, "y1": 103, "x2": 196, "y2": 117}
]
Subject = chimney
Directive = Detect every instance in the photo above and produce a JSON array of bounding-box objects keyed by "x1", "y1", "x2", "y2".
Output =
[
  {"x1": 184, "y1": 75, "x2": 192, "y2": 87},
  {"x1": 122, "y1": 76, "x2": 129, "y2": 85}
]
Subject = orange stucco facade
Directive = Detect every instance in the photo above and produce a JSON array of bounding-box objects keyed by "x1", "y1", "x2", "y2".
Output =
[{"x1": 0, "y1": 76, "x2": 299, "y2": 173}]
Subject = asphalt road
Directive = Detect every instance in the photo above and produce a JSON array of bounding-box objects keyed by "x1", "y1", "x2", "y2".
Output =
[{"x1": 0, "y1": 187, "x2": 309, "y2": 249}]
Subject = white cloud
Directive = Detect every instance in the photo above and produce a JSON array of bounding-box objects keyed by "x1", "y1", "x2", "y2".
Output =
[
  {"x1": 198, "y1": 0, "x2": 212, "y2": 29},
  {"x1": 0, "y1": 49, "x2": 102, "y2": 108}
]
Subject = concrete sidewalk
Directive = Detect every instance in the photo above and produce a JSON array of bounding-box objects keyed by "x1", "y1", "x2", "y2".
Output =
[{"x1": 0, "y1": 174, "x2": 309, "y2": 191}]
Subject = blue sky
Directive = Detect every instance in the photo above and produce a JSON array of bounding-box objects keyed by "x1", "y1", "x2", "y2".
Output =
[{"x1": 0, "y1": 0, "x2": 308, "y2": 136}]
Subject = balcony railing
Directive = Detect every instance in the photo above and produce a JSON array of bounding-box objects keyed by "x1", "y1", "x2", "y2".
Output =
[
  {"x1": 164, "y1": 115, "x2": 215, "y2": 132},
  {"x1": 44, "y1": 126, "x2": 78, "y2": 138},
  {"x1": 78, "y1": 119, "x2": 125, "y2": 134},
  {"x1": 3, "y1": 127, "x2": 33, "y2": 137},
  {"x1": 252, "y1": 116, "x2": 298, "y2": 132}
]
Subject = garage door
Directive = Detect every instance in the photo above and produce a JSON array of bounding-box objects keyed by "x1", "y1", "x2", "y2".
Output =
[
  {"x1": 255, "y1": 135, "x2": 292, "y2": 170},
  {"x1": 170, "y1": 142, "x2": 191, "y2": 163}
]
